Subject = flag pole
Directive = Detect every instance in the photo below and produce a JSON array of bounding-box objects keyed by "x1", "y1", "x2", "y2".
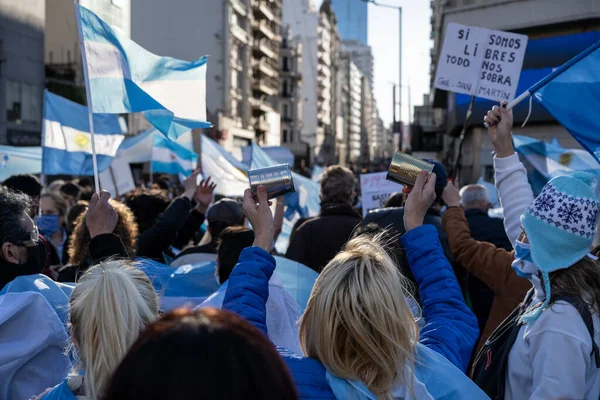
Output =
[
  {"x1": 507, "y1": 40, "x2": 600, "y2": 111},
  {"x1": 74, "y1": 0, "x2": 101, "y2": 194},
  {"x1": 453, "y1": 95, "x2": 475, "y2": 181}
]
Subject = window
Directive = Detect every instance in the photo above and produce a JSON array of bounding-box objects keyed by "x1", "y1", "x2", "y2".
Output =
[
  {"x1": 5, "y1": 81, "x2": 42, "y2": 124},
  {"x1": 283, "y1": 104, "x2": 289, "y2": 119},
  {"x1": 282, "y1": 80, "x2": 289, "y2": 97},
  {"x1": 283, "y1": 57, "x2": 289, "y2": 71},
  {"x1": 289, "y1": 129, "x2": 294, "y2": 143},
  {"x1": 283, "y1": 129, "x2": 288, "y2": 143}
]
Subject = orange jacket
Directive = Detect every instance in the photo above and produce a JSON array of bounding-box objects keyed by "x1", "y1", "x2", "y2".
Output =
[{"x1": 442, "y1": 207, "x2": 531, "y2": 352}]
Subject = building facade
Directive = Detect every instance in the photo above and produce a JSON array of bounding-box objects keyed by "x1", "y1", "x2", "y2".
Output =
[
  {"x1": 315, "y1": 1, "x2": 340, "y2": 165},
  {"x1": 338, "y1": 53, "x2": 362, "y2": 166},
  {"x1": 0, "y1": 0, "x2": 45, "y2": 146},
  {"x1": 360, "y1": 75, "x2": 375, "y2": 166},
  {"x1": 341, "y1": 40, "x2": 373, "y2": 86},
  {"x1": 131, "y1": 0, "x2": 281, "y2": 152},
  {"x1": 279, "y1": 27, "x2": 306, "y2": 166},
  {"x1": 430, "y1": 0, "x2": 600, "y2": 183},
  {"x1": 282, "y1": 0, "x2": 318, "y2": 163},
  {"x1": 331, "y1": 0, "x2": 368, "y2": 45}
]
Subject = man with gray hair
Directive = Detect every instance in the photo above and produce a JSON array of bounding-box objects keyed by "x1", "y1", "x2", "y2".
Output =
[
  {"x1": 459, "y1": 184, "x2": 511, "y2": 336},
  {"x1": 286, "y1": 165, "x2": 361, "y2": 272}
]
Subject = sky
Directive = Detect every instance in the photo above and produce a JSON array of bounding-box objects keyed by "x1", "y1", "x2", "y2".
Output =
[{"x1": 314, "y1": 0, "x2": 432, "y2": 126}]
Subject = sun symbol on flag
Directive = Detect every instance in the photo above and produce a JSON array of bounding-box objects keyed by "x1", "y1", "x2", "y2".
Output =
[{"x1": 74, "y1": 133, "x2": 91, "y2": 150}]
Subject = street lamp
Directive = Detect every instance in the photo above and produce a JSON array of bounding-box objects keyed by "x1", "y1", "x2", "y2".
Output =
[{"x1": 361, "y1": 0, "x2": 402, "y2": 146}]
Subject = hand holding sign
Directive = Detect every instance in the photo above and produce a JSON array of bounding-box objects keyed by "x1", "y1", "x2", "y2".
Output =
[{"x1": 485, "y1": 102, "x2": 515, "y2": 158}]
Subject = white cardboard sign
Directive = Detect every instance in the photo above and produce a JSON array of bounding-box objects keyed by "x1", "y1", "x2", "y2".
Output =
[
  {"x1": 434, "y1": 23, "x2": 528, "y2": 102},
  {"x1": 360, "y1": 172, "x2": 403, "y2": 218}
]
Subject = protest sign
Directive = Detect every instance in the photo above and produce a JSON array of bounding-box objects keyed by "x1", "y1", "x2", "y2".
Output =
[
  {"x1": 99, "y1": 155, "x2": 136, "y2": 197},
  {"x1": 434, "y1": 22, "x2": 528, "y2": 102},
  {"x1": 359, "y1": 172, "x2": 403, "y2": 218}
]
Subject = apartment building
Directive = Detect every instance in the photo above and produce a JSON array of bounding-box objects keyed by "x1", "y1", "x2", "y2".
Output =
[
  {"x1": 430, "y1": 0, "x2": 600, "y2": 183},
  {"x1": 338, "y1": 53, "x2": 362, "y2": 165},
  {"x1": 341, "y1": 40, "x2": 373, "y2": 86},
  {"x1": 279, "y1": 27, "x2": 306, "y2": 165}
]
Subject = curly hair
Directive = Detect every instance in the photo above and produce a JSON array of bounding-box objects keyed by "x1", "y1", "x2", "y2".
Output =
[{"x1": 69, "y1": 200, "x2": 138, "y2": 269}]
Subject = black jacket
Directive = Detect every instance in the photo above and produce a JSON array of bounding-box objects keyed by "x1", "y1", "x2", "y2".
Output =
[
  {"x1": 136, "y1": 197, "x2": 206, "y2": 262},
  {"x1": 285, "y1": 204, "x2": 362, "y2": 273},
  {"x1": 463, "y1": 208, "x2": 512, "y2": 334},
  {"x1": 57, "y1": 233, "x2": 129, "y2": 282},
  {"x1": 361, "y1": 207, "x2": 460, "y2": 298}
]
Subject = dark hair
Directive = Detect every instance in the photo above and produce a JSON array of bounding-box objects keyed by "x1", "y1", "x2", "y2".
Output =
[
  {"x1": 351, "y1": 222, "x2": 386, "y2": 240},
  {"x1": 67, "y1": 201, "x2": 89, "y2": 230},
  {"x1": 105, "y1": 308, "x2": 298, "y2": 400},
  {"x1": 2, "y1": 174, "x2": 42, "y2": 200},
  {"x1": 217, "y1": 227, "x2": 255, "y2": 284},
  {"x1": 76, "y1": 177, "x2": 93, "y2": 189},
  {"x1": 0, "y1": 186, "x2": 32, "y2": 247},
  {"x1": 60, "y1": 182, "x2": 82, "y2": 199},
  {"x1": 125, "y1": 190, "x2": 170, "y2": 233},
  {"x1": 155, "y1": 179, "x2": 170, "y2": 191},
  {"x1": 384, "y1": 192, "x2": 405, "y2": 208},
  {"x1": 549, "y1": 257, "x2": 600, "y2": 316},
  {"x1": 79, "y1": 190, "x2": 94, "y2": 202},
  {"x1": 320, "y1": 166, "x2": 356, "y2": 205}
]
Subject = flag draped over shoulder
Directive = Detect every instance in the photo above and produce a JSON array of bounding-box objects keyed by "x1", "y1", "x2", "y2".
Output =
[
  {"x1": 151, "y1": 134, "x2": 197, "y2": 176},
  {"x1": 42, "y1": 90, "x2": 123, "y2": 176},
  {"x1": 76, "y1": 5, "x2": 211, "y2": 140}
]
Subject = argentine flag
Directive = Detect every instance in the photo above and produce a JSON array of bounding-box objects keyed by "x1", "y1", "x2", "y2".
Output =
[
  {"x1": 151, "y1": 134, "x2": 197, "y2": 176},
  {"x1": 76, "y1": 5, "x2": 211, "y2": 140},
  {"x1": 42, "y1": 91, "x2": 123, "y2": 176}
]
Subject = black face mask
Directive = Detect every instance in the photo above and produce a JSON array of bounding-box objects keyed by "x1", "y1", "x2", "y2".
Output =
[{"x1": 0, "y1": 241, "x2": 47, "y2": 291}]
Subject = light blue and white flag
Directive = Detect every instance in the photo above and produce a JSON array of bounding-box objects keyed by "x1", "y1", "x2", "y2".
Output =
[
  {"x1": 200, "y1": 135, "x2": 249, "y2": 198},
  {"x1": 42, "y1": 90, "x2": 123, "y2": 176},
  {"x1": 76, "y1": 5, "x2": 212, "y2": 140},
  {"x1": 514, "y1": 134, "x2": 600, "y2": 195},
  {"x1": 0, "y1": 146, "x2": 42, "y2": 182},
  {"x1": 151, "y1": 134, "x2": 197, "y2": 176}
]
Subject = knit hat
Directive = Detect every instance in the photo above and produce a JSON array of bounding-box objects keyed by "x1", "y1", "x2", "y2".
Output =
[{"x1": 521, "y1": 171, "x2": 599, "y2": 322}]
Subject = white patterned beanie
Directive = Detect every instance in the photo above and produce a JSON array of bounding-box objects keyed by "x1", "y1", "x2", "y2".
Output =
[{"x1": 521, "y1": 172, "x2": 599, "y2": 322}]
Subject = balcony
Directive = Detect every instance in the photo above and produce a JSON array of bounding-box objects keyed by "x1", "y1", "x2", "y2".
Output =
[
  {"x1": 231, "y1": 24, "x2": 248, "y2": 44},
  {"x1": 256, "y1": 59, "x2": 277, "y2": 78},
  {"x1": 253, "y1": 78, "x2": 277, "y2": 97},
  {"x1": 252, "y1": 117, "x2": 270, "y2": 133},
  {"x1": 253, "y1": 0, "x2": 275, "y2": 21},
  {"x1": 231, "y1": 0, "x2": 247, "y2": 16},
  {"x1": 231, "y1": 87, "x2": 243, "y2": 100},
  {"x1": 231, "y1": 57, "x2": 244, "y2": 71},
  {"x1": 252, "y1": 20, "x2": 275, "y2": 41},
  {"x1": 253, "y1": 39, "x2": 276, "y2": 59}
]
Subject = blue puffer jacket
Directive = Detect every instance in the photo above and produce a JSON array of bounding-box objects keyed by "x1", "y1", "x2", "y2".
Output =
[{"x1": 223, "y1": 225, "x2": 479, "y2": 399}]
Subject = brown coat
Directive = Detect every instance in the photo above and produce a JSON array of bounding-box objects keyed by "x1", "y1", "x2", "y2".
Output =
[{"x1": 442, "y1": 207, "x2": 531, "y2": 352}]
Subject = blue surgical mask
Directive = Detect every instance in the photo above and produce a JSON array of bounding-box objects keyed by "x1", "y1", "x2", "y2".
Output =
[
  {"x1": 511, "y1": 241, "x2": 538, "y2": 279},
  {"x1": 36, "y1": 215, "x2": 60, "y2": 237}
]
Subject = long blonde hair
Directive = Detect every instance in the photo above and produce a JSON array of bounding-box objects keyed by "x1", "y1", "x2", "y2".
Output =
[
  {"x1": 299, "y1": 233, "x2": 419, "y2": 399},
  {"x1": 69, "y1": 260, "x2": 159, "y2": 399}
]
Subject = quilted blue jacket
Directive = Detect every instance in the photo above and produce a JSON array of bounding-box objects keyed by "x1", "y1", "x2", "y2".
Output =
[{"x1": 223, "y1": 225, "x2": 479, "y2": 399}]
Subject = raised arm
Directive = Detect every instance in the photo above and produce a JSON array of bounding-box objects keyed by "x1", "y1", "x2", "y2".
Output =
[
  {"x1": 402, "y1": 171, "x2": 479, "y2": 372},
  {"x1": 485, "y1": 103, "x2": 534, "y2": 246},
  {"x1": 172, "y1": 177, "x2": 215, "y2": 249},
  {"x1": 222, "y1": 186, "x2": 275, "y2": 336}
]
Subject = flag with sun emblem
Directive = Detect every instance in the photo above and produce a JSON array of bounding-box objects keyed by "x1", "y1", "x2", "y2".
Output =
[{"x1": 42, "y1": 90, "x2": 124, "y2": 175}]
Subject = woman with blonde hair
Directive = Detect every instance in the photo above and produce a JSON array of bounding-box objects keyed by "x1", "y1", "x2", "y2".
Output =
[
  {"x1": 223, "y1": 178, "x2": 486, "y2": 399},
  {"x1": 38, "y1": 260, "x2": 159, "y2": 400}
]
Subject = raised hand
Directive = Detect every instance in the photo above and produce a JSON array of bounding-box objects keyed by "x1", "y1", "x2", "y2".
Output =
[
  {"x1": 403, "y1": 170, "x2": 437, "y2": 232},
  {"x1": 194, "y1": 176, "x2": 217, "y2": 213},
  {"x1": 182, "y1": 168, "x2": 202, "y2": 200},
  {"x1": 86, "y1": 191, "x2": 118, "y2": 238},
  {"x1": 442, "y1": 181, "x2": 462, "y2": 208},
  {"x1": 243, "y1": 186, "x2": 274, "y2": 252},
  {"x1": 484, "y1": 101, "x2": 515, "y2": 158}
]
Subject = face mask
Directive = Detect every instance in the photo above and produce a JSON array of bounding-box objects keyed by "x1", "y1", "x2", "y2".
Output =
[
  {"x1": 36, "y1": 215, "x2": 60, "y2": 237},
  {"x1": 0, "y1": 241, "x2": 47, "y2": 290},
  {"x1": 511, "y1": 241, "x2": 538, "y2": 279}
]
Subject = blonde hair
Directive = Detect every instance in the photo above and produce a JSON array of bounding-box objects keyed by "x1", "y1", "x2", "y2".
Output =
[
  {"x1": 299, "y1": 233, "x2": 419, "y2": 399},
  {"x1": 69, "y1": 260, "x2": 159, "y2": 400}
]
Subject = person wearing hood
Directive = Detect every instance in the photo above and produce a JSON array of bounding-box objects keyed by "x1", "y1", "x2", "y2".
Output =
[
  {"x1": 469, "y1": 103, "x2": 600, "y2": 400},
  {"x1": 223, "y1": 177, "x2": 486, "y2": 399}
]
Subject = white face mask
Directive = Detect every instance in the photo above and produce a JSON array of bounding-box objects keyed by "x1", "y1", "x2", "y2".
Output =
[{"x1": 511, "y1": 240, "x2": 538, "y2": 279}]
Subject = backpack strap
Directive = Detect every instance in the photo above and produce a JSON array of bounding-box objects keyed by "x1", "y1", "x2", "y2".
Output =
[{"x1": 553, "y1": 295, "x2": 600, "y2": 368}]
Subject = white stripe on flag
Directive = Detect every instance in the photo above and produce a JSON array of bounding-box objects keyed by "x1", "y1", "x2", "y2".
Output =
[
  {"x1": 138, "y1": 80, "x2": 207, "y2": 121},
  {"x1": 84, "y1": 41, "x2": 131, "y2": 80},
  {"x1": 43, "y1": 120, "x2": 124, "y2": 156},
  {"x1": 152, "y1": 146, "x2": 197, "y2": 171}
]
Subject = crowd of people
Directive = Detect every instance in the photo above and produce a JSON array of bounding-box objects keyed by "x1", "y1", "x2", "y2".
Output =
[{"x1": 1, "y1": 102, "x2": 600, "y2": 399}]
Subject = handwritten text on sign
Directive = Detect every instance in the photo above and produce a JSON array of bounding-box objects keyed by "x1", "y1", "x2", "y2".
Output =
[
  {"x1": 360, "y1": 172, "x2": 403, "y2": 218},
  {"x1": 434, "y1": 23, "x2": 528, "y2": 102}
]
